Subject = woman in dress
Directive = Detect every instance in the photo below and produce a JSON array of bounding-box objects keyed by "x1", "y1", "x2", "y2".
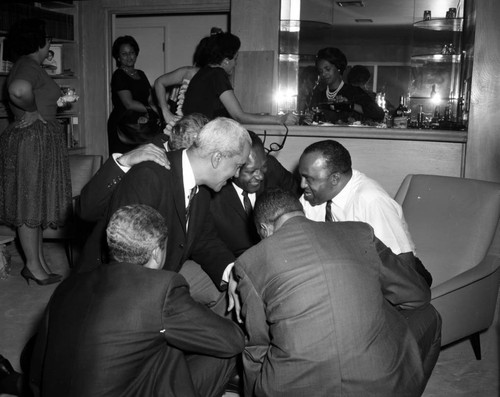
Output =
[
  {"x1": 182, "y1": 32, "x2": 297, "y2": 125},
  {"x1": 154, "y1": 34, "x2": 212, "y2": 133},
  {"x1": 107, "y1": 35, "x2": 158, "y2": 155},
  {"x1": 0, "y1": 18, "x2": 72, "y2": 285},
  {"x1": 310, "y1": 47, "x2": 384, "y2": 124}
]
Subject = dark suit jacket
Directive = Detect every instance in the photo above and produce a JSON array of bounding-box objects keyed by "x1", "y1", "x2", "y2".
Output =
[
  {"x1": 210, "y1": 154, "x2": 301, "y2": 257},
  {"x1": 34, "y1": 263, "x2": 244, "y2": 397},
  {"x1": 78, "y1": 150, "x2": 235, "y2": 287},
  {"x1": 76, "y1": 134, "x2": 168, "y2": 223},
  {"x1": 235, "y1": 217, "x2": 435, "y2": 397}
]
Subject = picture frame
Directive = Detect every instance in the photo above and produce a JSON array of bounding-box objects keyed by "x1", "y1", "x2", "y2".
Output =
[{"x1": 42, "y1": 44, "x2": 62, "y2": 75}]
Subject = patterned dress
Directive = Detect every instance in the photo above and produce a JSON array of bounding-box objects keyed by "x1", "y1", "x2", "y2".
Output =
[{"x1": 0, "y1": 56, "x2": 71, "y2": 229}]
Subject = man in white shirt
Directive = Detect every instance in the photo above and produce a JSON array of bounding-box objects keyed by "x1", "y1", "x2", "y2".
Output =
[{"x1": 298, "y1": 139, "x2": 432, "y2": 285}]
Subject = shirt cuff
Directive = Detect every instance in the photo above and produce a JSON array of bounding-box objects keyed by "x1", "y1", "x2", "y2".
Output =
[
  {"x1": 112, "y1": 153, "x2": 131, "y2": 173},
  {"x1": 222, "y1": 262, "x2": 235, "y2": 283}
]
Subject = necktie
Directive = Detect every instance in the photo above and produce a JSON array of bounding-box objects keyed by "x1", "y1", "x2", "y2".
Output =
[
  {"x1": 242, "y1": 191, "x2": 252, "y2": 216},
  {"x1": 325, "y1": 199, "x2": 334, "y2": 222},
  {"x1": 186, "y1": 187, "x2": 196, "y2": 223}
]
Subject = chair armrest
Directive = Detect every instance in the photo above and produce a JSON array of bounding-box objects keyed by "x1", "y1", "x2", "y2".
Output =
[{"x1": 431, "y1": 254, "x2": 500, "y2": 299}]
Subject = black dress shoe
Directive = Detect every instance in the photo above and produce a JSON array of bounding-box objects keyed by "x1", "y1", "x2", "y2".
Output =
[
  {"x1": 0, "y1": 354, "x2": 21, "y2": 395},
  {"x1": 0, "y1": 354, "x2": 15, "y2": 376}
]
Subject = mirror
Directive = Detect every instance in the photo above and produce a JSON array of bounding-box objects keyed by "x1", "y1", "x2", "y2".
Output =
[{"x1": 278, "y1": 0, "x2": 472, "y2": 130}]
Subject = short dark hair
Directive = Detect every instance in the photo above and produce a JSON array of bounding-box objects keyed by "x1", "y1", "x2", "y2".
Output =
[
  {"x1": 112, "y1": 35, "x2": 140, "y2": 67},
  {"x1": 106, "y1": 204, "x2": 168, "y2": 266},
  {"x1": 5, "y1": 18, "x2": 47, "y2": 62},
  {"x1": 205, "y1": 32, "x2": 241, "y2": 65},
  {"x1": 302, "y1": 140, "x2": 352, "y2": 174},
  {"x1": 347, "y1": 65, "x2": 371, "y2": 86},
  {"x1": 247, "y1": 130, "x2": 264, "y2": 150},
  {"x1": 254, "y1": 188, "x2": 303, "y2": 226},
  {"x1": 315, "y1": 47, "x2": 348, "y2": 75}
]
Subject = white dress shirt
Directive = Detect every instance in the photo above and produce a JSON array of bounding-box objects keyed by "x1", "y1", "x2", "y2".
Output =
[{"x1": 300, "y1": 169, "x2": 415, "y2": 255}]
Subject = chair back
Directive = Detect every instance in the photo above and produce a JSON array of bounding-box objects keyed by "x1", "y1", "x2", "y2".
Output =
[
  {"x1": 69, "y1": 155, "x2": 103, "y2": 198},
  {"x1": 394, "y1": 174, "x2": 500, "y2": 287}
]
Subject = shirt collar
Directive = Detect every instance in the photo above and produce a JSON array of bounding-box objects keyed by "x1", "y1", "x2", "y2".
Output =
[
  {"x1": 331, "y1": 170, "x2": 355, "y2": 209},
  {"x1": 182, "y1": 150, "x2": 197, "y2": 197}
]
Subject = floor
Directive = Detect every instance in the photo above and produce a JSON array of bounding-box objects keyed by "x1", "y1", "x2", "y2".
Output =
[{"x1": 1, "y1": 240, "x2": 499, "y2": 397}]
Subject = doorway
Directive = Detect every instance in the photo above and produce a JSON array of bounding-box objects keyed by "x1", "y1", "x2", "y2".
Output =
[{"x1": 113, "y1": 14, "x2": 229, "y2": 84}]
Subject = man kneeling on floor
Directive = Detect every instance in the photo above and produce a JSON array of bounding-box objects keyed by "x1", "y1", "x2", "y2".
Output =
[
  {"x1": 234, "y1": 188, "x2": 441, "y2": 397},
  {"x1": 30, "y1": 204, "x2": 244, "y2": 397}
]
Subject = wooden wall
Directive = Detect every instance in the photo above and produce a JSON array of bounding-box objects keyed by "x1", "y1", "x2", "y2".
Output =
[{"x1": 465, "y1": 0, "x2": 500, "y2": 183}]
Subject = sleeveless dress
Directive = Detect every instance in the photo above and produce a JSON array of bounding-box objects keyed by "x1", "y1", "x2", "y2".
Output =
[
  {"x1": 107, "y1": 68, "x2": 152, "y2": 155},
  {"x1": 0, "y1": 56, "x2": 72, "y2": 229}
]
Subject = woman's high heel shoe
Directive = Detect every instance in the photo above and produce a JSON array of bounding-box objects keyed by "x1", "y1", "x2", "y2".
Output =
[{"x1": 20, "y1": 267, "x2": 62, "y2": 286}]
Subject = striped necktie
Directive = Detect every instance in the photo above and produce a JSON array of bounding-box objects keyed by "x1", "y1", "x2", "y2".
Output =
[
  {"x1": 325, "y1": 199, "x2": 334, "y2": 222},
  {"x1": 242, "y1": 191, "x2": 252, "y2": 216},
  {"x1": 186, "y1": 187, "x2": 196, "y2": 223}
]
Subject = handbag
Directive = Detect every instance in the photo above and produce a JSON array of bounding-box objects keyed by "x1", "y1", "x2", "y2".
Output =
[{"x1": 116, "y1": 108, "x2": 164, "y2": 145}]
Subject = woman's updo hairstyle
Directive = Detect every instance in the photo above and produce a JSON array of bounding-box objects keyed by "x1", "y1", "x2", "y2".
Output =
[
  {"x1": 4, "y1": 18, "x2": 47, "y2": 62},
  {"x1": 205, "y1": 32, "x2": 241, "y2": 66},
  {"x1": 315, "y1": 47, "x2": 348, "y2": 75},
  {"x1": 112, "y1": 35, "x2": 140, "y2": 67}
]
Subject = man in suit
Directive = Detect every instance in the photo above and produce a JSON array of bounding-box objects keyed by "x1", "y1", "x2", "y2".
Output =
[
  {"x1": 31, "y1": 204, "x2": 245, "y2": 397},
  {"x1": 210, "y1": 131, "x2": 300, "y2": 257},
  {"x1": 234, "y1": 189, "x2": 441, "y2": 396},
  {"x1": 78, "y1": 117, "x2": 251, "y2": 314},
  {"x1": 76, "y1": 113, "x2": 207, "y2": 224},
  {"x1": 298, "y1": 139, "x2": 432, "y2": 286}
]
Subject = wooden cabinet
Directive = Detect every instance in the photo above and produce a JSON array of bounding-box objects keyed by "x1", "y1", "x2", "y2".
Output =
[{"x1": 0, "y1": 2, "x2": 83, "y2": 151}]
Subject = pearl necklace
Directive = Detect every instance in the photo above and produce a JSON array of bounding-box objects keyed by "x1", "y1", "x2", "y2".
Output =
[{"x1": 326, "y1": 80, "x2": 344, "y2": 101}]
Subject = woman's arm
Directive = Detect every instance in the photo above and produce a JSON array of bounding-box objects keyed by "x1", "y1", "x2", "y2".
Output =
[
  {"x1": 220, "y1": 90, "x2": 296, "y2": 125},
  {"x1": 154, "y1": 66, "x2": 198, "y2": 124},
  {"x1": 116, "y1": 89, "x2": 150, "y2": 113},
  {"x1": 8, "y1": 79, "x2": 46, "y2": 128}
]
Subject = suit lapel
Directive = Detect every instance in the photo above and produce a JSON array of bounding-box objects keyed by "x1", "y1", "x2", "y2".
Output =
[
  {"x1": 224, "y1": 184, "x2": 248, "y2": 221},
  {"x1": 167, "y1": 150, "x2": 188, "y2": 233}
]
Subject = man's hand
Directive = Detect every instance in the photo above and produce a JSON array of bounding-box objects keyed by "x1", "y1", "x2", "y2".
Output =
[
  {"x1": 227, "y1": 270, "x2": 242, "y2": 323},
  {"x1": 117, "y1": 143, "x2": 170, "y2": 170}
]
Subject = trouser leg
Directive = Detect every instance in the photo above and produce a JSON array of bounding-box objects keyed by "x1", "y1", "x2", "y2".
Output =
[
  {"x1": 185, "y1": 354, "x2": 237, "y2": 397},
  {"x1": 179, "y1": 260, "x2": 229, "y2": 318},
  {"x1": 402, "y1": 304, "x2": 442, "y2": 389}
]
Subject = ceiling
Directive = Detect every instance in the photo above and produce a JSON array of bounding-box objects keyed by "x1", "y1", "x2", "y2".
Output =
[{"x1": 300, "y1": 0, "x2": 462, "y2": 26}]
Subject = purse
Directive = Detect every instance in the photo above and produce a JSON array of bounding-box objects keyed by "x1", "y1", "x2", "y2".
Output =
[{"x1": 116, "y1": 108, "x2": 164, "y2": 145}]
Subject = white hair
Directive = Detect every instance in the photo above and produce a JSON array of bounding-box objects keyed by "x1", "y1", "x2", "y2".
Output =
[{"x1": 189, "y1": 117, "x2": 251, "y2": 158}]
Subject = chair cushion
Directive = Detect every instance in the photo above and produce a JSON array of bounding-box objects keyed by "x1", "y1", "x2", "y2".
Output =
[{"x1": 401, "y1": 175, "x2": 500, "y2": 286}]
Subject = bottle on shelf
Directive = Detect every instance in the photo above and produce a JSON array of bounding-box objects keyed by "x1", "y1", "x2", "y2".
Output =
[
  {"x1": 417, "y1": 104, "x2": 424, "y2": 128},
  {"x1": 393, "y1": 95, "x2": 408, "y2": 129},
  {"x1": 431, "y1": 106, "x2": 441, "y2": 128}
]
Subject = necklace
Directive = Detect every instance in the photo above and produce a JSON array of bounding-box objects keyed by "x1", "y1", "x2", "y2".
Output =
[
  {"x1": 121, "y1": 67, "x2": 138, "y2": 78},
  {"x1": 326, "y1": 80, "x2": 344, "y2": 101}
]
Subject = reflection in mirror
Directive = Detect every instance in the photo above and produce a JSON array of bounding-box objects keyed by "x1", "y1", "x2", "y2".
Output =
[{"x1": 278, "y1": 0, "x2": 474, "y2": 130}]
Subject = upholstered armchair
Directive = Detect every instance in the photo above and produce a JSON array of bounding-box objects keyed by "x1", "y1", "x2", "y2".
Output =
[
  {"x1": 394, "y1": 174, "x2": 500, "y2": 359},
  {"x1": 0, "y1": 154, "x2": 102, "y2": 267}
]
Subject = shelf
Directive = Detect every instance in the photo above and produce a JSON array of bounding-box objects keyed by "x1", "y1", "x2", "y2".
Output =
[
  {"x1": 411, "y1": 54, "x2": 461, "y2": 63},
  {"x1": 410, "y1": 97, "x2": 458, "y2": 101},
  {"x1": 414, "y1": 18, "x2": 463, "y2": 32}
]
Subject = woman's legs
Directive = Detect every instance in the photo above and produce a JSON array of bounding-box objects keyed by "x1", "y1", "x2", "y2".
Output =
[
  {"x1": 17, "y1": 225, "x2": 50, "y2": 280},
  {"x1": 37, "y1": 229, "x2": 55, "y2": 275}
]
